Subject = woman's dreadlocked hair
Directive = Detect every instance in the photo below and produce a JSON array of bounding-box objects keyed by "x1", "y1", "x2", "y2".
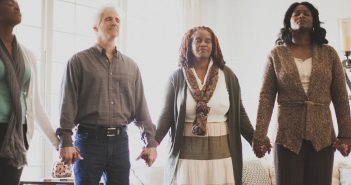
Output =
[{"x1": 179, "y1": 26, "x2": 225, "y2": 69}]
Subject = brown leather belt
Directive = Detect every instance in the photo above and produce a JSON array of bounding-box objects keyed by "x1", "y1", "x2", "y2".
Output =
[{"x1": 77, "y1": 124, "x2": 126, "y2": 137}]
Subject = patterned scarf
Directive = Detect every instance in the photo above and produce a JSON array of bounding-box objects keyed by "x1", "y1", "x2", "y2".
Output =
[
  {"x1": 182, "y1": 62, "x2": 219, "y2": 136},
  {"x1": 0, "y1": 36, "x2": 27, "y2": 168}
]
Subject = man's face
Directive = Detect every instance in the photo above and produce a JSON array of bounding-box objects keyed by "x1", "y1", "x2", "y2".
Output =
[
  {"x1": 0, "y1": 0, "x2": 21, "y2": 26},
  {"x1": 95, "y1": 9, "x2": 120, "y2": 41}
]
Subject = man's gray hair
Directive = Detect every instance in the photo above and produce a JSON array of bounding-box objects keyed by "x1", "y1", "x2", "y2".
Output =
[{"x1": 93, "y1": 3, "x2": 124, "y2": 26}]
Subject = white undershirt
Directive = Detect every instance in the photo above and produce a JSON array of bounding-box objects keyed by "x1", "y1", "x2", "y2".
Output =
[
  {"x1": 185, "y1": 61, "x2": 230, "y2": 122},
  {"x1": 294, "y1": 57, "x2": 312, "y2": 94}
]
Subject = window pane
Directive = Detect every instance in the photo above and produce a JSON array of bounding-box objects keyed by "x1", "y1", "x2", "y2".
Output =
[
  {"x1": 18, "y1": 0, "x2": 42, "y2": 27},
  {"x1": 52, "y1": 32, "x2": 76, "y2": 62},
  {"x1": 97, "y1": 0, "x2": 114, "y2": 6},
  {"x1": 53, "y1": 1, "x2": 75, "y2": 33},
  {"x1": 76, "y1": 6, "x2": 96, "y2": 36},
  {"x1": 48, "y1": 93, "x2": 62, "y2": 128},
  {"x1": 62, "y1": 0, "x2": 75, "y2": 3},
  {"x1": 50, "y1": 62, "x2": 66, "y2": 97},
  {"x1": 49, "y1": 62, "x2": 66, "y2": 125},
  {"x1": 76, "y1": 0, "x2": 97, "y2": 7},
  {"x1": 15, "y1": 25, "x2": 42, "y2": 60},
  {"x1": 76, "y1": 35, "x2": 95, "y2": 52}
]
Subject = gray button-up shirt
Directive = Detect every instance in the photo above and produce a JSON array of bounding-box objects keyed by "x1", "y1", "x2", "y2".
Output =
[{"x1": 57, "y1": 44, "x2": 156, "y2": 147}]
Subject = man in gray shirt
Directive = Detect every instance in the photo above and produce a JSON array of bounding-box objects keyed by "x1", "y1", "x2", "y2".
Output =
[{"x1": 56, "y1": 4, "x2": 157, "y2": 185}]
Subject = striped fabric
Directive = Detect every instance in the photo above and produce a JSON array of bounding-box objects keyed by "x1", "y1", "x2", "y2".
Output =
[{"x1": 173, "y1": 122, "x2": 235, "y2": 185}]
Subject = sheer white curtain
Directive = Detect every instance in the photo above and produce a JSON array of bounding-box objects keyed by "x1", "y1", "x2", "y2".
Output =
[
  {"x1": 182, "y1": 0, "x2": 202, "y2": 29},
  {"x1": 121, "y1": 0, "x2": 184, "y2": 168}
]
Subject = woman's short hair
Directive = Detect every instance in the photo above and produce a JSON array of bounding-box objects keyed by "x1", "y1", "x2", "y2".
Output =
[
  {"x1": 179, "y1": 26, "x2": 225, "y2": 69},
  {"x1": 276, "y1": 1, "x2": 328, "y2": 45}
]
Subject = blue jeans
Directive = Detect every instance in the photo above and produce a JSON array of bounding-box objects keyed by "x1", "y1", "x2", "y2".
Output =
[{"x1": 74, "y1": 129, "x2": 130, "y2": 185}]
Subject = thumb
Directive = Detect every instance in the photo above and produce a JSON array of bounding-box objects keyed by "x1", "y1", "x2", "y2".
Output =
[{"x1": 136, "y1": 147, "x2": 146, "y2": 160}]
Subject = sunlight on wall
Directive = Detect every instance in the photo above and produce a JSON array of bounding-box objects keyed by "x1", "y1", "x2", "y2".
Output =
[{"x1": 123, "y1": 0, "x2": 184, "y2": 168}]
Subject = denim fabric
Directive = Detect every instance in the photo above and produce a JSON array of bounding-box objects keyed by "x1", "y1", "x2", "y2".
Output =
[{"x1": 74, "y1": 129, "x2": 130, "y2": 185}]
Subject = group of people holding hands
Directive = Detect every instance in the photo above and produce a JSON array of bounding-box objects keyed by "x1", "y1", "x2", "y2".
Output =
[{"x1": 1, "y1": 0, "x2": 350, "y2": 185}]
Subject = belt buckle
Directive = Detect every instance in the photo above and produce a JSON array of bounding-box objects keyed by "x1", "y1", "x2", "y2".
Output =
[{"x1": 106, "y1": 127, "x2": 117, "y2": 136}]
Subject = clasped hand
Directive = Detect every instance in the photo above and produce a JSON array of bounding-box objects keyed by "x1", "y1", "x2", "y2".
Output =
[
  {"x1": 335, "y1": 138, "x2": 351, "y2": 157},
  {"x1": 253, "y1": 137, "x2": 272, "y2": 158},
  {"x1": 59, "y1": 146, "x2": 84, "y2": 165},
  {"x1": 136, "y1": 147, "x2": 157, "y2": 167}
]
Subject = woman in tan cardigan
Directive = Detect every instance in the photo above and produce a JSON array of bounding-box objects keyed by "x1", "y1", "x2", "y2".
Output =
[{"x1": 253, "y1": 2, "x2": 351, "y2": 185}]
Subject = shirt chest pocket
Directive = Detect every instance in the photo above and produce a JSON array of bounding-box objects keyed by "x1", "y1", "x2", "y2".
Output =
[
  {"x1": 112, "y1": 75, "x2": 134, "y2": 111},
  {"x1": 112, "y1": 75, "x2": 133, "y2": 92}
]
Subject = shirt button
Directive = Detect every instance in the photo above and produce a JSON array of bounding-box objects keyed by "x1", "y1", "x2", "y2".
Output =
[
  {"x1": 111, "y1": 101, "x2": 114, "y2": 105},
  {"x1": 110, "y1": 72, "x2": 112, "y2": 75}
]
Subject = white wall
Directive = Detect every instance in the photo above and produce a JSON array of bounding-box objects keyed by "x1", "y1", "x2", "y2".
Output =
[{"x1": 197, "y1": 0, "x2": 351, "y2": 161}]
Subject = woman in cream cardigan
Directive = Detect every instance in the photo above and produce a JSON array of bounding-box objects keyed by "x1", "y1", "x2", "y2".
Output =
[
  {"x1": 0, "y1": 0, "x2": 59, "y2": 184},
  {"x1": 253, "y1": 2, "x2": 351, "y2": 185}
]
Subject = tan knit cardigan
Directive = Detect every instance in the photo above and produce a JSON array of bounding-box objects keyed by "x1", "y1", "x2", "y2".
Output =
[{"x1": 254, "y1": 44, "x2": 351, "y2": 154}]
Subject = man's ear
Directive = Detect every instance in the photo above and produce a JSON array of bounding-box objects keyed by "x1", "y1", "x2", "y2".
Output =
[{"x1": 93, "y1": 26, "x2": 98, "y2": 32}]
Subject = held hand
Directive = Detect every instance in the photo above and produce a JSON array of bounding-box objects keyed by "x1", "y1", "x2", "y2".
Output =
[
  {"x1": 145, "y1": 147, "x2": 157, "y2": 167},
  {"x1": 59, "y1": 146, "x2": 83, "y2": 165},
  {"x1": 253, "y1": 137, "x2": 272, "y2": 158},
  {"x1": 73, "y1": 146, "x2": 84, "y2": 161},
  {"x1": 253, "y1": 144, "x2": 270, "y2": 158},
  {"x1": 136, "y1": 147, "x2": 157, "y2": 167},
  {"x1": 334, "y1": 138, "x2": 351, "y2": 157},
  {"x1": 336, "y1": 143, "x2": 350, "y2": 157}
]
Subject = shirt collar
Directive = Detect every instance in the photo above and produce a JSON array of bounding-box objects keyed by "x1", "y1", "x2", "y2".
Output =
[{"x1": 94, "y1": 44, "x2": 118, "y2": 56}]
